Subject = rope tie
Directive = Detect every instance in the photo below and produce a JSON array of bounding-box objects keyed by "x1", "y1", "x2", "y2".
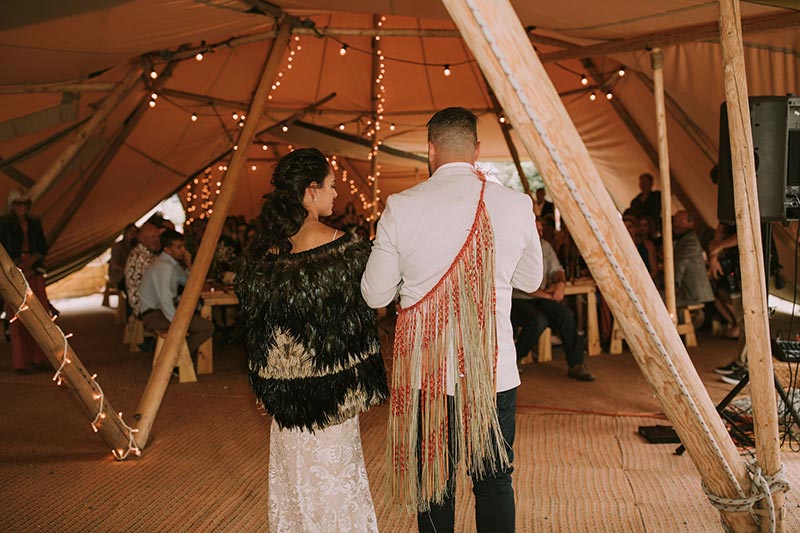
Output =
[{"x1": 702, "y1": 460, "x2": 790, "y2": 533}]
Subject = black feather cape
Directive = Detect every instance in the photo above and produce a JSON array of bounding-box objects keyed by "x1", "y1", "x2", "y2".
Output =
[{"x1": 235, "y1": 232, "x2": 389, "y2": 432}]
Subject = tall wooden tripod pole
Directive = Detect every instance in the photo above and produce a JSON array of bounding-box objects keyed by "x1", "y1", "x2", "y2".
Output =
[
  {"x1": 718, "y1": 0, "x2": 785, "y2": 530},
  {"x1": 441, "y1": 0, "x2": 757, "y2": 529},
  {"x1": 651, "y1": 48, "x2": 676, "y2": 322},
  {"x1": 0, "y1": 245, "x2": 135, "y2": 457},
  {"x1": 134, "y1": 22, "x2": 293, "y2": 448},
  {"x1": 28, "y1": 62, "x2": 143, "y2": 204}
]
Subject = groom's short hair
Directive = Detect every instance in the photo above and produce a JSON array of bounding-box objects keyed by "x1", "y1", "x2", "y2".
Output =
[{"x1": 427, "y1": 107, "x2": 478, "y2": 155}]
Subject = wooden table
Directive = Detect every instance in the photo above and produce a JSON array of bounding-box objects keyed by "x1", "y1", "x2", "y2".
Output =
[
  {"x1": 197, "y1": 286, "x2": 239, "y2": 374},
  {"x1": 564, "y1": 279, "x2": 601, "y2": 356}
]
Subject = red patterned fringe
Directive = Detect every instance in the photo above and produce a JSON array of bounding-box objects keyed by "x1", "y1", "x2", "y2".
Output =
[{"x1": 387, "y1": 172, "x2": 508, "y2": 512}]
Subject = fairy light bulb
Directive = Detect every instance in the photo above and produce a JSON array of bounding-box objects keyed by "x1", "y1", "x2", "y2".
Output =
[
  {"x1": 150, "y1": 69, "x2": 158, "y2": 79},
  {"x1": 606, "y1": 91, "x2": 613, "y2": 100},
  {"x1": 443, "y1": 64, "x2": 451, "y2": 77},
  {"x1": 580, "y1": 75, "x2": 588, "y2": 86},
  {"x1": 151, "y1": 93, "x2": 158, "y2": 100},
  {"x1": 389, "y1": 123, "x2": 396, "y2": 131},
  {"x1": 262, "y1": 144, "x2": 268, "y2": 151},
  {"x1": 618, "y1": 66, "x2": 626, "y2": 77},
  {"x1": 282, "y1": 125, "x2": 289, "y2": 132},
  {"x1": 191, "y1": 113, "x2": 198, "y2": 122},
  {"x1": 195, "y1": 52, "x2": 204, "y2": 61},
  {"x1": 339, "y1": 44, "x2": 348, "y2": 56},
  {"x1": 499, "y1": 116, "x2": 506, "y2": 124},
  {"x1": 589, "y1": 92, "x2": 597, "y2": 101},
  {"x1": 338, "y1": 123, "x2": 345, "y2": 130},
  {"x1": 148, "y1": 100, "x2": 156, "y2": 108},
  {"x1": 232, "y1": 112, "x2": 239, "y2": 120},
  {"x1": 251, "y1": 165, "x2": 257, "y2": 171}
]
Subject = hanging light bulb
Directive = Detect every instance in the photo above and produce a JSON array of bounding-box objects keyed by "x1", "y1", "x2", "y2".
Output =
[
  {"x1": 606, "y1": 91, "x2": 613, "y2": 100},
  {"x1": 618, "y1": 66, "x2": 626, "y2": 77},
  {"x1": 232, "y1": 112, "x2": 239, "y2": 120},
  {"x1": 339, "y1": 44, "x2": 348, "y2": 56},
  {"x1": 338, "y1": 123, "x2": 346, "y2": 130},
  {"x1": 195, "y1": 52, "x2": 204, "y2": 61},
  {"x1": 281, "y1": 125, "x2": 289, "y2": 132},
  {"x1": 191, "y1": 113, "x2": 198, "y2": 122},
  {"x1": 443, "y1": 64, "x2": 452, "y2": 77},
  {"x1": 151, "y1": 93, "x2": 158, "y2": 100},
  {"x1": 150, "y1": 69, "x2": 158, "y2": 79},
  {"x1": 262, "y1": 144, "x2": 268, "y2": 151},
  {"x1": 499, "y1": 116, "x2": 506, "y2": 124},
  {"x1": 389, "y1": 123, "x2": 396, "y2": 131},
  {"x1": 589, "y1": 92, "x2": 597, "y2": 101},
  {"x1": 580, "y1": 75, "x2": 588, "y2": 86},
  {"x1": 251, "y1": 165, "x2": 257, "y2": 171},
  {"x1": 148, "y1": 99, "x2": 156, "y2": 108},
  {"x1": 238, "y1": 120, "x2": 244, "y2": 128}
]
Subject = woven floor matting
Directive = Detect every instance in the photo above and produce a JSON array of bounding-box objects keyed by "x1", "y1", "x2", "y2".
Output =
[{"x1": 1, "y1": 295, "x2": 799, "y2": 532}]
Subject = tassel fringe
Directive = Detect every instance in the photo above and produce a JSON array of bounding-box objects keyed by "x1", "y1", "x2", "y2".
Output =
[{"x1": 387, "y1": 174, "x2": 508, "y2": 512}]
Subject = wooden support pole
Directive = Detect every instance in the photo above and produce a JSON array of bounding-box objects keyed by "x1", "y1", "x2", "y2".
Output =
[
  {"x1": 134, "y1": 22, "x2": 294, "y2": 448},
  {"x1": 28, "y1": 62, "x2": 142, "y2": 205},
  {"x1": 719, "y1": 1, "x2": 785, "y2": 530},
  {"x1": 484, "y1": 78, "x2": 532, "y2": 196},
  {"x1": 583, "y1": 59, "x2": 703, "y2": 225},
  {"x1": 0, "y1": 117, "x2": 90, "y2": 172},
  {"x1": 634, "y1": 71, "x2": 718, "y2": 166},
  {"x1": 0, "y1": 82, "x2": 117, "y2": 94},
  {"x1": 0, "y1": 245, "x2": 137, "y2": 458},
  {"x1": 441, "y1": 0, "x2": 757, "y2": 529},
  {"x1": 46, "y1": 60, "x2": 180, "y2": 247},
  {"x1": 541, "y1": 11, "x2": 800, "y2": 63},
  {"x1": 651, "y1": 49, "x2": 676, "y2": 322}
]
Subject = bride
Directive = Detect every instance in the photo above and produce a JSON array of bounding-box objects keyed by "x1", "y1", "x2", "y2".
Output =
[{"x1": 236, "y1": 148, "x2": 389, "y2": 532}]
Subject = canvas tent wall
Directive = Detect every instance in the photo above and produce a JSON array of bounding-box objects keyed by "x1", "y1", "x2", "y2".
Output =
[{"x1": 0, "y1": 0, "x2": 797, "y2": 285}]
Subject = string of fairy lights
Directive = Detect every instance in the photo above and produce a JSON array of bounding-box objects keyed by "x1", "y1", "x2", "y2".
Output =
[
  {"x1": 151, "y1": 22, "x2": 627, "y2": 224},
  {"x1": 12, "y1": 269, "x2": 141, "y2": 460}
]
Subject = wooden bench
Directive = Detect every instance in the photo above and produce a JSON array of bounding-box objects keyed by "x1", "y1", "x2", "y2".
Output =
[
  {"x1": 610, "y1": 303, "x2": 704, "y2": 354},
  {"x1": 153, "y1": 331, "x2": 197, "y2": 383},
  {"x1": 520, "y1": 327, "x2": 552, "y2": 364}
]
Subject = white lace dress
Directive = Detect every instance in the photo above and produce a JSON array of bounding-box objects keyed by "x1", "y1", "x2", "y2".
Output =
[{"x1": 268, "y1": 415, "x2": 379, "y2": 533}]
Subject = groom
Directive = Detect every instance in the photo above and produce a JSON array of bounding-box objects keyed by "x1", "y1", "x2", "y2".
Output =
[{"x1": 361, "y1": 107, "x2": 543, "y2": 533}]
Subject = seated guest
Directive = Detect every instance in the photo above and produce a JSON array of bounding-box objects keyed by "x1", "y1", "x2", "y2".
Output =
[
  {"x1": 109, "y1": 223, "x2": 138, "y2": 291},
  {"x1": 532, "y1": 187, "x2": 554, "y2": 218},
  {"x1": 138, "y1": 230, "x2": 213, "y2": 354},
  {"x1": 637, "y1": 215, "x2": 660, "y2": 281},
  {"x1": 512, "y1": 220, "x2": 595, "y2": 381},
  {"x1": 672, "y1": 210, "x2": 714, "y2": 308},
  {"x1": 124, "y1": 222, "x2": 162, "y2": 318},
  {"x1": 628, "y1": 172, "x2": 662, "y2": 226}
]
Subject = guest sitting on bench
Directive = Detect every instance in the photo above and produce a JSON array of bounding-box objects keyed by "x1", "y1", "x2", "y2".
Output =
[{"x1": 139, "y1": 229, "x2": 213, "y2": 355}]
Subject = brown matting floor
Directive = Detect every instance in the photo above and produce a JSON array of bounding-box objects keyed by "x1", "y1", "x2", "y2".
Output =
[{"x1": 1, "y1": 295, "x2": 799, "y2": 532}]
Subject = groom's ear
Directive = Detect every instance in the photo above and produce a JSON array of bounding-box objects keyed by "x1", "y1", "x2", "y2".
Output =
[{"x1": 474, "y1": 141, "x2": 481, "y2": 162}]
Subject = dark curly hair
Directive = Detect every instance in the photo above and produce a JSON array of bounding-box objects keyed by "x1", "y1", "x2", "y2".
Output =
[{"x1": 249, "y1": 148, "x2": 330, "y2": 255}]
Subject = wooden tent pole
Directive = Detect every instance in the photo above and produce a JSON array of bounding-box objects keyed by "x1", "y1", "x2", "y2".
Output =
[
  {"x1": 484, "y1": 78, "x2": 532, "y2": 196},
  {"x1": 441, "y1": 0, "x2": 757, "y2": 529},
  {"x1": 634, "y1": 71, "x2": 718, "y2": 165},
  {"x1": 583, "y1": 59, "x2": 703, "y2": 226},
  {"x1": 542, "y1": 11, "x2": 800, "y2": 63},
  {"x1": 46, "y1": 60, "x2": 180, "y2": 246},
  {"x1": 0, "y1": 117, "x2": 90, "y2": 172},
  {"x1": 134, "y1": 22, "x2": 294, "y2": 448},
  {"x1": 28, "y1": 62, "x2": 142, "y2": 205},
  {"x1": 651, "y1": 49, "x2": 676, "y2": 322},
  {"x1": 0, "y1": 82, "x2": 117, "y2": 95},
  {"x1": 0, "y1": 245, "x2": 136, "y2": 457},
  {"x1": 719, "y1": 1, "x2": 785, "y2": 530}
]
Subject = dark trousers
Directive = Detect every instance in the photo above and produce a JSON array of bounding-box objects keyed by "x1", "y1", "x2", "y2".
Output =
[
  {"x1": 510, "y1": 298, "x2": 548, "y2": 360},
  {"x1": 417, "y1": 388, "x2": 517, "y2": 533},
  {"x1": 141, "y1": 310, "x2": 214, "y2": 354},
  {"x1": 511, "y1": 298, "x2": 585, "y2": 367}
]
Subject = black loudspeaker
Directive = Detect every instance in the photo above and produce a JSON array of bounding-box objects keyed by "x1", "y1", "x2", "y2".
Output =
[{"x1": 717, "y1": 96, "x2": 800, "y2": 223}]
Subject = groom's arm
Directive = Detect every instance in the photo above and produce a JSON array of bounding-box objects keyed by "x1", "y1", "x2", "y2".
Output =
[{"x1": 361, "y1": 196, "x2": 402, "y2": 308}]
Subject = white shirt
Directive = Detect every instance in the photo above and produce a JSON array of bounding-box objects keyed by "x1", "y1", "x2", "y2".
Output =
[{"x1": 361, "y1": 162, "x2": 543, "y2": 393}]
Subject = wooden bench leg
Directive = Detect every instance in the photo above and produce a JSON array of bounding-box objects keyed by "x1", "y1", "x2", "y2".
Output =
[
  {"x1": 536, "y1": 327, "x2": 552, "y2": 363},
  {"x1": 610, "y1": 319, "x2": 623, "y2": 355},
  {"x1": 196, "y1": 303, "x2": 213, "y2": 375},
  {"x1": 154, "y1": 335, "x2": 197, "y2": 383},
  {"x1": 677, "y1": 307, "x2": 698, "y2": 348},
  {"x1": 128, "y1": 317, "x2": 144, "y2": 352}
]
